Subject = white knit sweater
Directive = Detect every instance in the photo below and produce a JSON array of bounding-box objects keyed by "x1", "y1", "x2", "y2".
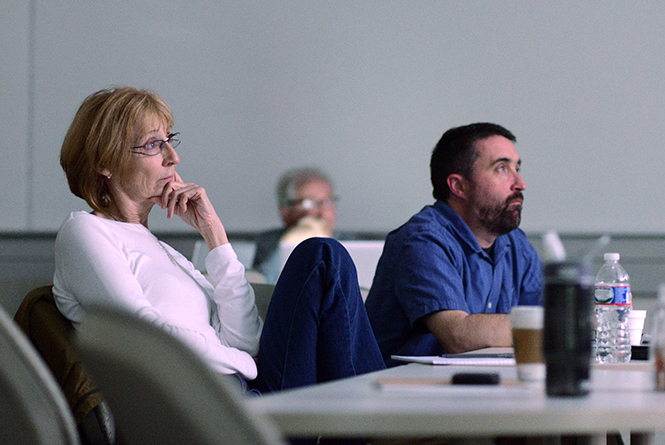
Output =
[{"x1": 53, "y1": 211, "x2": 262, "y2": 380}]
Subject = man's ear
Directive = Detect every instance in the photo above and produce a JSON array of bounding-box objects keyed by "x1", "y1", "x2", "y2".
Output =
[
  {"x1": 279, "y1": 206, "x2": 294, "y2": 226},
  {"x1": 447, "y1": 174, "x2": 468, "y2": 200}
]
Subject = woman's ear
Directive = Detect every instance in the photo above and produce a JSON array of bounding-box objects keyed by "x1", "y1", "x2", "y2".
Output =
[
  {"x1": 97, "y1": 167, "x2": 112, "y2": 179},
  {"x1": 447, "y1": 174, "x2": 468, "y2": 200}
]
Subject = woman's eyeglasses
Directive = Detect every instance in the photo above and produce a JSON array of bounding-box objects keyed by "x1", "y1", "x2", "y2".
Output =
[{"x1": 131, "y1": 132, "x2": 181, "y2": 156}]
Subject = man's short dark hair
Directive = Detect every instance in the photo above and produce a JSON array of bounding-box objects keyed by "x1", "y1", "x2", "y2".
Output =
[{"x1": 430, "y1": 122, "x2": 516, "y2": 202}]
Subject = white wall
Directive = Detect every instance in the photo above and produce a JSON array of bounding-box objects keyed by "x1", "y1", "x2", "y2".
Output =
[
  {"x1": 1, "y1": 2, "x2": 31, "y2": 230},
  {"x1": 3, "y1": 1, "x2": 665, "y2": 234}
]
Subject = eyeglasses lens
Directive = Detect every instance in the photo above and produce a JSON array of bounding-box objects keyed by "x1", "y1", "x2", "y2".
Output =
[{"x1": 167, "y1": 134, "x2": 181, "y2": 149}]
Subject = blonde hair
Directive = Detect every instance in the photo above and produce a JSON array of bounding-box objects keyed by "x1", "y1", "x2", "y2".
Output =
[{"x1": 60, "y1": 87, "x2": 173, "y2": 212}]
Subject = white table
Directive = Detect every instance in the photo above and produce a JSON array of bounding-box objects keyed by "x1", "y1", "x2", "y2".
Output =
[{"x1": 248, "y1": 360, "x2": 663, "y2": 443}]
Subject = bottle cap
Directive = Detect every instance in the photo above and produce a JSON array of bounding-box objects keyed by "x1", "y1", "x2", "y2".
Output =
[
  {"x1": 542, "y1": 230, "x2": 566, "y2": 262},
  {"x1": 604, "y1": 253, "x2": 620, "y2": 261}
]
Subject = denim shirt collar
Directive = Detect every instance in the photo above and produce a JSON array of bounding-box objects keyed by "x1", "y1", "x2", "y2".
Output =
[{"x1": 432, "y1": 201, "x2": 512, "y2": 262}]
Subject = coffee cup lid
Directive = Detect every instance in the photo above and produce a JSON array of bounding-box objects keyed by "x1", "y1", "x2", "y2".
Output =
[
  {"x1": 628, "y1": 310, "x2": 647, "y2": 318},
  {"x1": 509, "y1": 305, "x2": 543, "y2": 329}
]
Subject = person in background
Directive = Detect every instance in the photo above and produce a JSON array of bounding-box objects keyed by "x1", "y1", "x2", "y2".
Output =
[
  {"x1": 365, "y1": 122, "x2": 543, "y2": 367},
  {"x1": 252, "y1": 167, "x2": 349, "y2": 283},
  {"x1": 53, "y1": 87, "x2": 384, "y2": 403}
]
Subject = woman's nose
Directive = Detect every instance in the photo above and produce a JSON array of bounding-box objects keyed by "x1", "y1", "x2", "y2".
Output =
[{"x1": 162, "y1": 144, "x2": 179, "y2": 166}]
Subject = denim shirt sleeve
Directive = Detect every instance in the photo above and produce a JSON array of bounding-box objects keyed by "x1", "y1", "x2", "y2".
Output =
[
  {"x1": 393, "y1": 226, "x2": 543, "y2": 326},
  {"x1": 394, "y1": 229, "x2": 471, "y2": 325}
]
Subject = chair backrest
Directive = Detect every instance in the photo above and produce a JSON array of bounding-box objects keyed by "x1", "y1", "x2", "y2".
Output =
[
  {"x1": 75, "y1": 307, "x2": 287, "y2": 445},
  {"x1": 13, "y1": 285, "x2": 105, "y2": 423},
  {"x1": 252, "y1": 283, "x2": 275, "y2": 320},
  {"x1": 13, "y1": 285, "x2": 116, "y2": 444},
  {"x1": 0, "y1": 303, "x2": 80, "y2": 445},
  {"x1": 339, "y1": 240, "x2": 385, "y2": 292}
]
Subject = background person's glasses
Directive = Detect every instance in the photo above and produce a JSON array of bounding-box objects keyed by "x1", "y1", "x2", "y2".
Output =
[
  {"x1": 131, "y1": 132, "x2": 181, "y2": 156},
  {"x1": 287, "y1": 197, "x2": 337, "y2": 210}
]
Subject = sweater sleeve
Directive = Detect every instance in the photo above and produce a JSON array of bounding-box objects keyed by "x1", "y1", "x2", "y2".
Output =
[
  {"x1": 53, "y1": 214, "x2": 259, "y2": 380},
  {"x1": 165, "y1": 242, "x2": 264, "y2": 357}
]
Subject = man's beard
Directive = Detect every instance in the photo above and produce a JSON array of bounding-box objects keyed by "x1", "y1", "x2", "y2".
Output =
[{"x1": 476, "y1": 192, "x2": 524, "y2": 236}]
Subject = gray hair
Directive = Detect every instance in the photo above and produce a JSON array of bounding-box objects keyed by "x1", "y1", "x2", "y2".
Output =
[{"x1": 276, "y1": 167, "x2": 333, "y2": 207}]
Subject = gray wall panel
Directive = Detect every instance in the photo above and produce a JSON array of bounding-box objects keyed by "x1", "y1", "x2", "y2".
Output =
[
  {"x1": 4, "y1": 1, "x2": 665, "y2": 235},
  {"x1": 0, "y1": 2, "x2": 31, "y2": 229}
]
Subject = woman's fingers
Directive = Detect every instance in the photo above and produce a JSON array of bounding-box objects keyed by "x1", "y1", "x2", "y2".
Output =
[
  {"x1": 156, "y1": 174, "x2": 228, "y2": 248},
  {"x1": 162, "y1": 181, "x2": 213, "y2": 225},
  {"x1": 158, "y1": 174, "x2": 194, "y2": 218},
  {"x1": 157, "y1": 173, "x2": 219, "y2": 228},
  {"x1": 166, "y1": 183, "x2": 196, "y2": 219}
]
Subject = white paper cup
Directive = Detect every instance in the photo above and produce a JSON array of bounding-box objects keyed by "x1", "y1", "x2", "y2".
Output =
[
  {"x1": 627, "y1": 310, "x2": 646, "y2": 345},
  {"x1": 509, "y1": 306, "x2": 545, "y2": 382}
]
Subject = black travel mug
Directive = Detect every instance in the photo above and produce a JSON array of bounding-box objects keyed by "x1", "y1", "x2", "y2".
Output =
[{"x1": 543, "y1": 261, "x2": 594, "y2": 397}]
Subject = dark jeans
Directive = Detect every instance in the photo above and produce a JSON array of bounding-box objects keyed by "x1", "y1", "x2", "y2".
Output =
[{"x1": 252, "y1": 237, "x2": 386, "y2": 393}]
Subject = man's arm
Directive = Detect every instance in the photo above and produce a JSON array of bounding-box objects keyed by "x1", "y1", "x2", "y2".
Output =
[{"x1": 423, "y1": 310, "x2": 512, "y2": 354}]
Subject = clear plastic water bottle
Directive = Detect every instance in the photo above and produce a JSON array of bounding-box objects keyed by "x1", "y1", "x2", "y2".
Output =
[{"x1": 594, "y1": 253, "x2": 632, "y2": 363}]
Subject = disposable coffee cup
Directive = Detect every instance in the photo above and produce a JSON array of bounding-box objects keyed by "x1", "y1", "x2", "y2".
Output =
[
  {"x1": 627, "y1": 310, "x2": 647, "y2": 345},
  {"x1": 509, "y1": 306, "x2": 545, "y2": 383}
]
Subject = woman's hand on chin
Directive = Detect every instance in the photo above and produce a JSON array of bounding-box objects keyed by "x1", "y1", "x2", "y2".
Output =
[{"x1": 149, "y1": 172, "x2": 228, "y2": 249}]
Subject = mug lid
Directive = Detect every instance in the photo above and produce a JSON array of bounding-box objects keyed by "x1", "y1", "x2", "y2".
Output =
[{"x1": 509, "y1": 305, "x2": 543, "y2": 329}]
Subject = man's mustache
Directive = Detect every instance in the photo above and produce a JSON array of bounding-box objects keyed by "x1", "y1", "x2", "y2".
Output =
[{"x1": 506, "y1": 192, "x2": 524, "y2": 207}]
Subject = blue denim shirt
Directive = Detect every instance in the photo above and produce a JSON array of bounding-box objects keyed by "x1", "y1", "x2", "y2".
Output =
[{"x1": 365, "y1": 201, "x2": 543, "y2": 366}]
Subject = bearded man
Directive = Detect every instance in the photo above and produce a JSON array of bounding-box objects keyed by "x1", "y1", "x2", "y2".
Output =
[{"x1": 365, "y1": 123, "x2": 543, "y2": 367}]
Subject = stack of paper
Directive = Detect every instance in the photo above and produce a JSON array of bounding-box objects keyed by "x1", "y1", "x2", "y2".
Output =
[{"x1": 391, "y1": 347, "x2": 516, "y2": 366}]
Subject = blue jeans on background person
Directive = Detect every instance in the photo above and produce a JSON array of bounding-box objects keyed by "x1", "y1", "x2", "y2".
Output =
[{"x1": 253, "y1": 237, "x2": 386, "y2": 393}]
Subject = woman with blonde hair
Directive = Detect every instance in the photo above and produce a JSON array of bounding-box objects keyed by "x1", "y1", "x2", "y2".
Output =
[{"x1": 54, "y1": 87, "x2": 384, "y2": 395}]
